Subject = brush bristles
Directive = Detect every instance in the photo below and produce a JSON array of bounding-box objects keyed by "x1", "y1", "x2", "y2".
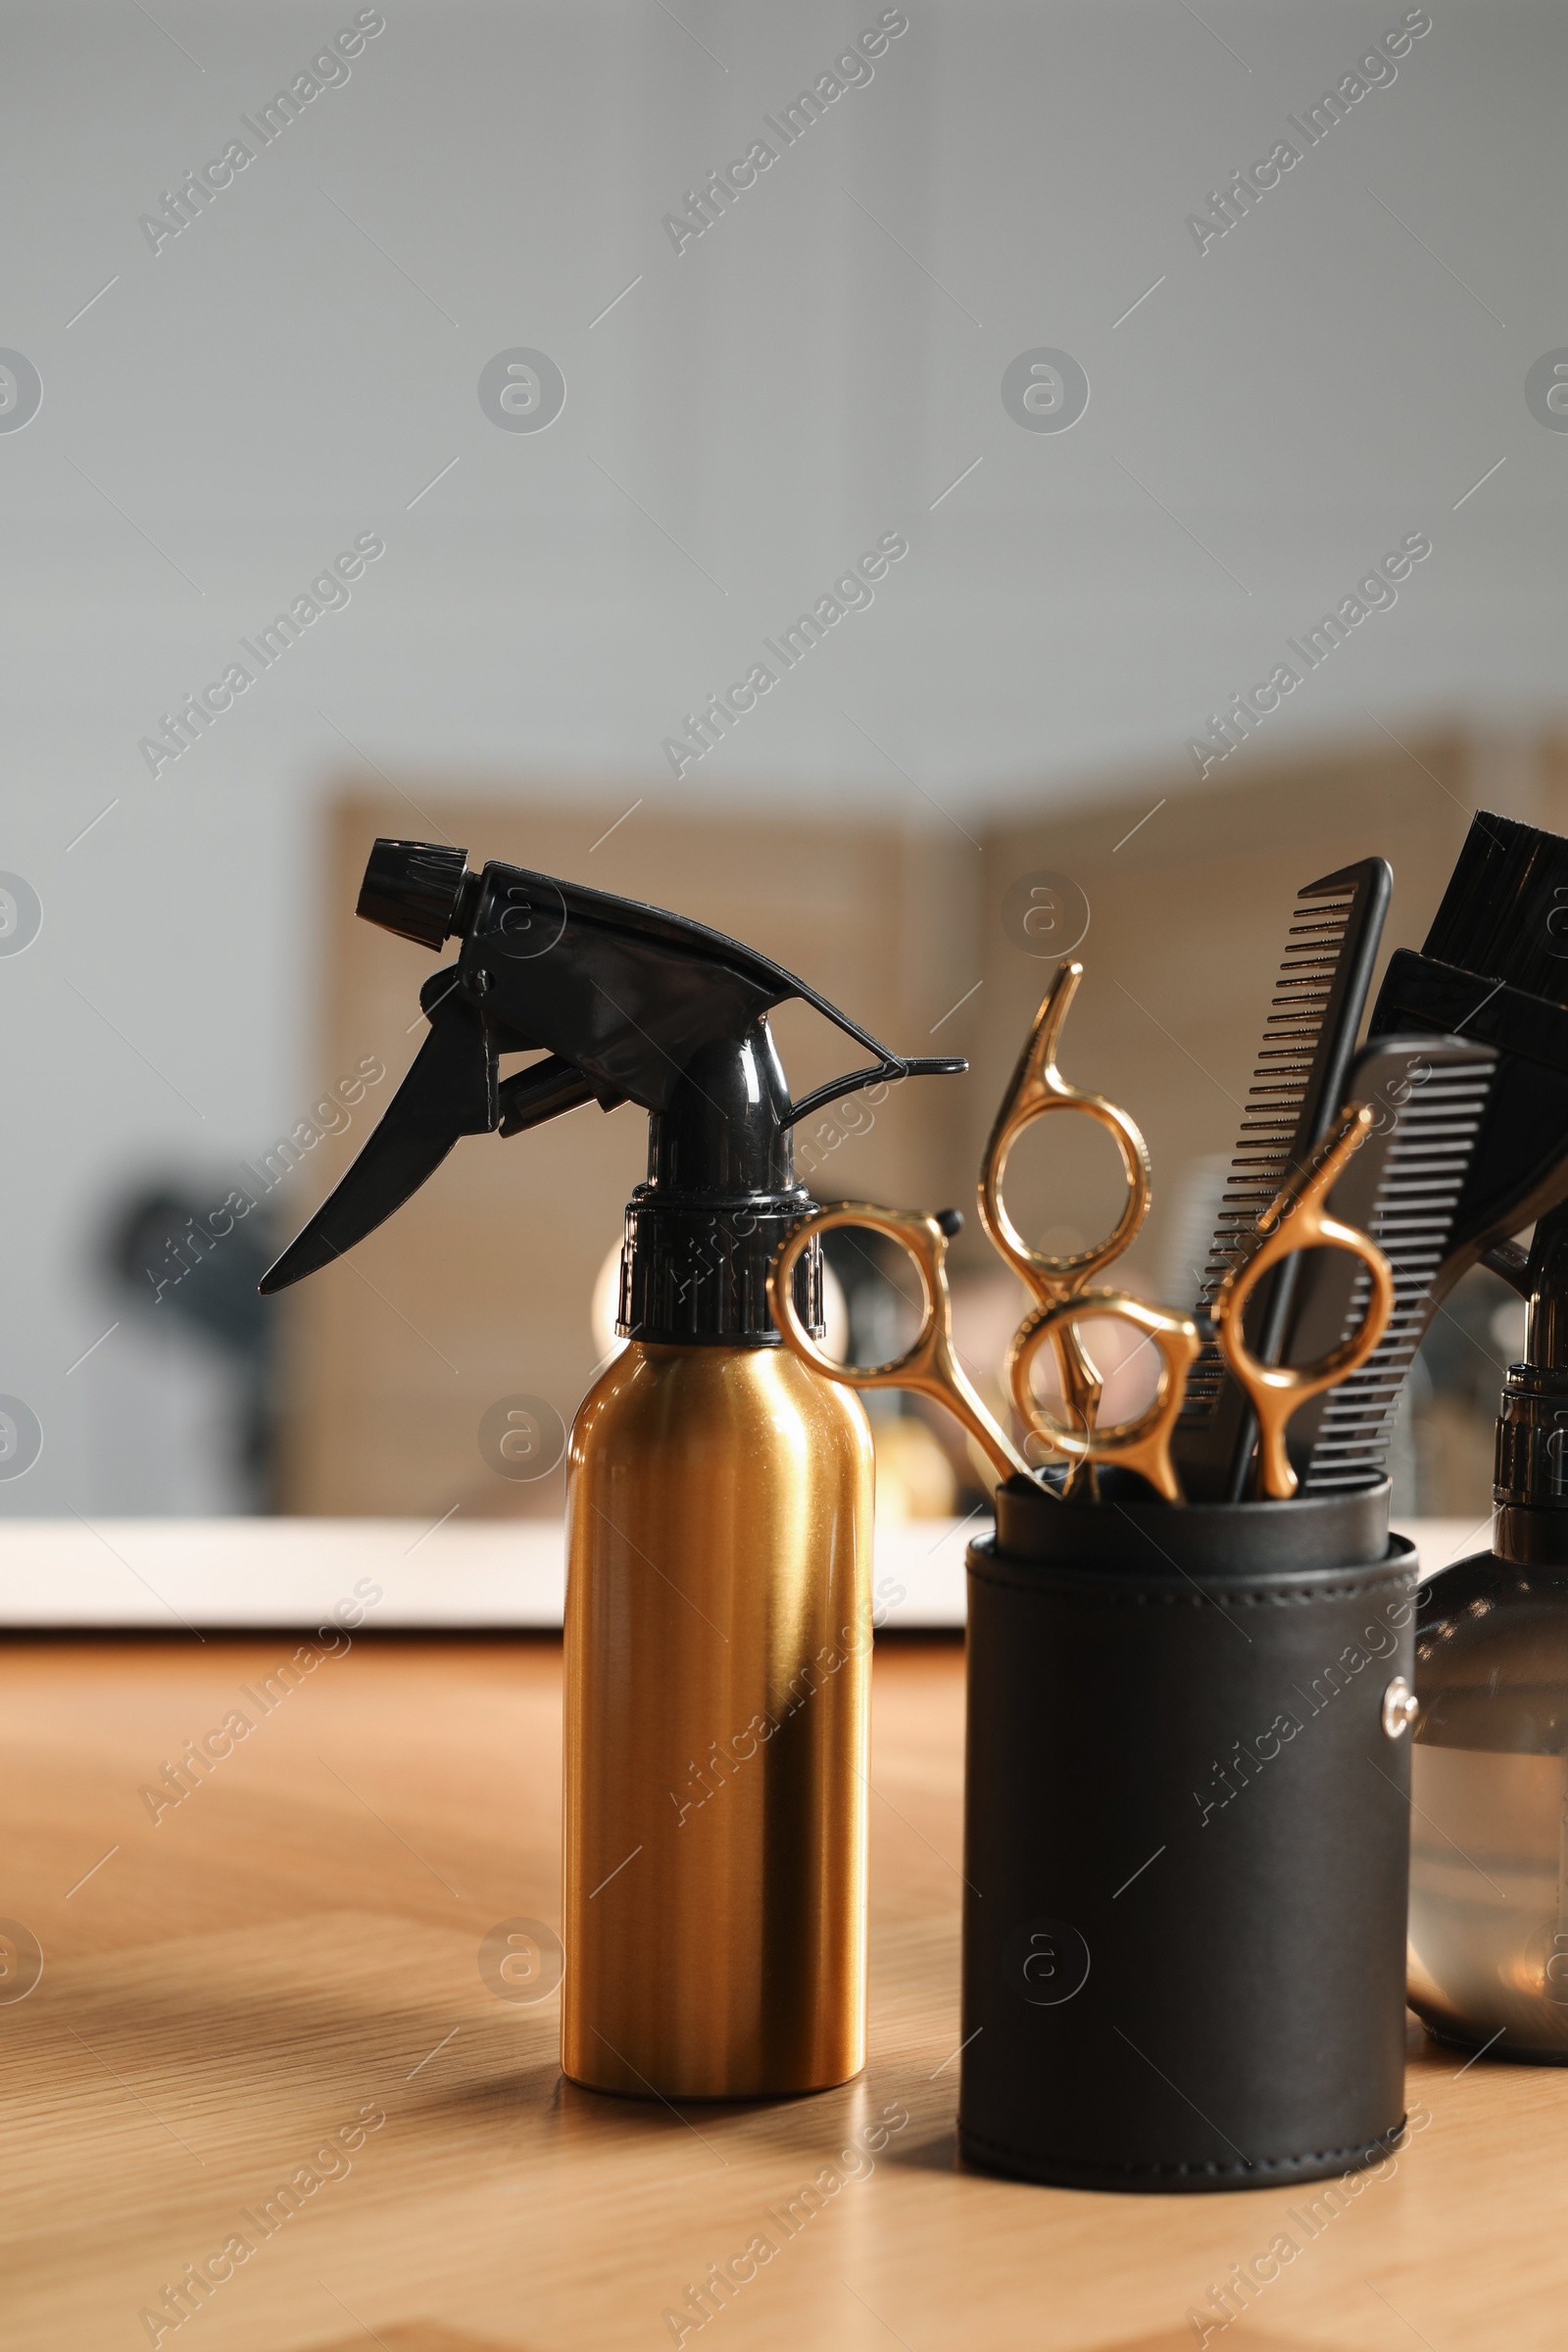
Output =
[{"x1": 1424, "y1": 811, "x2": 1568, "y2": 1009}]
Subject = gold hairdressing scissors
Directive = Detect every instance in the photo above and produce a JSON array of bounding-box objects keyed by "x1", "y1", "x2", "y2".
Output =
[
  {"x1": 1003, "y1": 1098, "x2": 1396, "y2": 1500},
  {"x1": 767, "y1": 966, "x2": 1396, "y2": 1504},
  {"x1": 1215, "y1": 1101, "x2": 1397, "y2": 1499},
  {"x1": 768, "y1": 960, "x2": 1193, "y2": 1495},
  {"x1": 769, "y1": 1200, "x2": 1036, "y2": 1485},
  {"x1": 978, "y1": 959, "x2": 1153, "y2": 1497}
]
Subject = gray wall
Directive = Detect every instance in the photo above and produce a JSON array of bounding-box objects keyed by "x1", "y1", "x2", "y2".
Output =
[{"x1": 0, "y1": 0, "x2": 1560, "y2": 1508}]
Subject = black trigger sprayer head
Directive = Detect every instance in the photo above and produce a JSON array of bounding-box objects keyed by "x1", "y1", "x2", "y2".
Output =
[{"x1": 260, "y1": 838, "x2": 969, "y2": 1332}]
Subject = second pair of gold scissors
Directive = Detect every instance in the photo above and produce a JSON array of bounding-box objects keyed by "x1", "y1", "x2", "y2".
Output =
[{"x1": 768, "y1": 963, "x2": 1396, "y2": 1504}]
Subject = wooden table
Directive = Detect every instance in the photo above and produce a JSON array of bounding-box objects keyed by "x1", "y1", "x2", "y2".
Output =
[{"x1": 0, "y1": 1633, "x2": 1554, "y2": 2352}]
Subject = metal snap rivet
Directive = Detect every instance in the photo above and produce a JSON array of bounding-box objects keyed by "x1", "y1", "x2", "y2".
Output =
[{"x1": 1382, "y1": 1676, "x2": 1418, "y2": 1740}]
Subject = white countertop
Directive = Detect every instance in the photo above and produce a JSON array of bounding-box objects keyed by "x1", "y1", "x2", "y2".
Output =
[{"x1": 0, "y1": 1513, "x2": 1488, "y2": 1631}]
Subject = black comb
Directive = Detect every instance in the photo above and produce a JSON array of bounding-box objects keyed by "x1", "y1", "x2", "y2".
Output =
[
  {"x1": 1274, "y1": 1037, "x2": 1496, "y2": 1492},
  {"x1": 1369, "y1": 813, "x2": 1568, "y2": 1286},
  {"x1": 1173, "y1": 857, "x2": 1393, "y2": 1500}
]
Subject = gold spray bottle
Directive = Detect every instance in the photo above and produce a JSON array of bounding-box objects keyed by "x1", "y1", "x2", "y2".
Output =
[
  {"x1": 258, "y1": 839, "x2": 965, "y2": 2103},
  {"x1": 563, "y1": 1021, "x2": 882, "y2": 2099}
]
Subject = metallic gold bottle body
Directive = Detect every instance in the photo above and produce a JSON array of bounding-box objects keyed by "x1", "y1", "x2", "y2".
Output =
[{"x1": 562, "y1": 1340, "x2": 874, "y2": 2099}]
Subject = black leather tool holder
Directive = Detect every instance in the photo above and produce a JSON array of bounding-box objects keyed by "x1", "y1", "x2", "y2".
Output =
[{"x1": 958, "y1": 1476, "x2": 1415, "y2": 2193}]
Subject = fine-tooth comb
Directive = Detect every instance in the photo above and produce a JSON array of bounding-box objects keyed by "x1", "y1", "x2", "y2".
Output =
[
  {"x1": 1370, "y1": 813, "x2": 1568, "y2": 1285},
  {"x1": 1275, "y1": 1037, "x2": 1497, "y2": 1492},
  {"x1": 1172, "y1": 857, "x2": 1393, "y2": 1500}
]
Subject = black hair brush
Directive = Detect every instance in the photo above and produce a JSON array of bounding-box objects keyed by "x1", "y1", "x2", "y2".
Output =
[{"x1": 1369, "y1": 811, "x2": 1568, "y2": 1287}]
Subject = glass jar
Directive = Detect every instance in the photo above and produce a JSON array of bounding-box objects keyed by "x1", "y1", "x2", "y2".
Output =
[{"x1": 1409, "y1": 1543, "x2": 1568, "y2": 2060}]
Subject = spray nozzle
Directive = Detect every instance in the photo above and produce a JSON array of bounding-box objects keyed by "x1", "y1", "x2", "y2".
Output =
[
  {"x1": 356, "y1": 838, "x2": 477, "y2": 949},
  {"x1": 260, "y1": 840, "x2": 967, "y2": 1332}
]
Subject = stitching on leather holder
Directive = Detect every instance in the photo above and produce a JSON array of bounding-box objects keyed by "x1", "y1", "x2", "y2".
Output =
[
  {"x1": 958, "y1": 2116, "x2": 1407, "y2": 2180},
  {"x1": 968, "y1": 1559, "x2": 1417, "y2": 1609}
]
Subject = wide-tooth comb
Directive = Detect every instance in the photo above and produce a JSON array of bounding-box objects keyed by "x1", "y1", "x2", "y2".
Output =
[
  {"x1": 1275, "y1": 1038, "x2": 1496, "y2": 1492},
  {"x1": 1173, "y1": 857, "x2": 1393, "y2": 1499}
]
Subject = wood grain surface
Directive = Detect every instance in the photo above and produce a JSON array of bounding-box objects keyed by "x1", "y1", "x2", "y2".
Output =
[{"x1": 0, "y1": 1634, "x2": 1553, "y2": 2352}]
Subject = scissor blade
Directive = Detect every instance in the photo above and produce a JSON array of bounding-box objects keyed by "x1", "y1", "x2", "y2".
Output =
[{"x1": 259, "y1": 989, "x2": 495, "y2": 1294}]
